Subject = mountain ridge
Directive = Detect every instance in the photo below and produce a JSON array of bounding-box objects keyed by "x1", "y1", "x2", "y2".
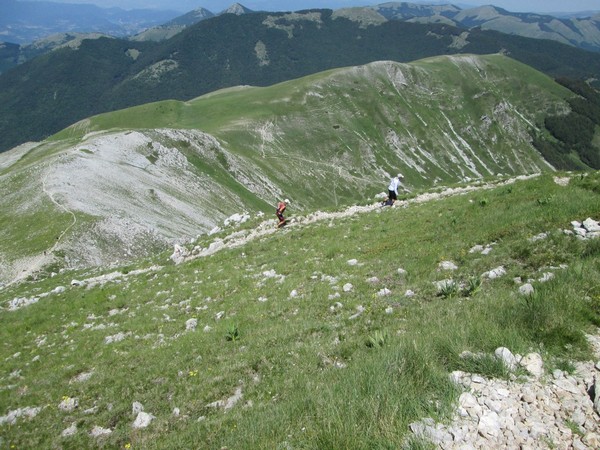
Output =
[
  {"x1": 0, "y1": 54, "x2": 579, "y2": 283},
  {"x1": 2, "y1": 2, "x2": 600, "y2": 77}
]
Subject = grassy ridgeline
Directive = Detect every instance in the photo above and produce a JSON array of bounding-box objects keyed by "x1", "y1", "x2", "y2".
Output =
[
  {"x1": 0, "y1": 172, "x2": 599, "y2": 448},
  {"x1": 1, "y1": 53, "x2": 581, "y2": 281},
  {"x1": 54, "y1": 54, "x2": 572, "y2": 202}
]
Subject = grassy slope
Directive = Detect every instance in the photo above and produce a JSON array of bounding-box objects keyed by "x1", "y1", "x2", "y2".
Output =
[
  {"x1": 1, "y1": 53, "x2": 577, "y2": 281},
  {"x1": 53, "y1": 54, "x2": 573, "y2": 208},
  {"x1": 1, "y1": 172, "x2": 599, "y2": 448},
  {"x1": 0, "y1": 140, "x2": 96, "y2": 273}
]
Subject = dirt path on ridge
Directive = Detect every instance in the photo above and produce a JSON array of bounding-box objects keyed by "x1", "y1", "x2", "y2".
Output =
[{"x1": 6, "y1": 163, "x2": 78, "y2": 286}]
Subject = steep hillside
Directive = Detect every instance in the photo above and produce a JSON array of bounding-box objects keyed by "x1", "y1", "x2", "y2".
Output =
[
  {"x1": 0, "y1": 33, "x2": 115, "y2": 76},
  {"x1": 0, "y1": 170, "x2": 598, "y2": 448},
  {"x1": 0, "y1": 54, "x2": 578, "y2": 284},
  {"x1": 2, "y1": 8, "x2": 600, "y2": 153}
]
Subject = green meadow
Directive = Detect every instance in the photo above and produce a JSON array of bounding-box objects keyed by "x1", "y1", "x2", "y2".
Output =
[{"x1": 1, "y1": 172, "x2": 599, "y2": 448}]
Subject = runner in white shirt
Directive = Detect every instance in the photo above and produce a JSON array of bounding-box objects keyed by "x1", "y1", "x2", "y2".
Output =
[{"x1": 387, "y1": 173, "x2": 404, "y2": 202}]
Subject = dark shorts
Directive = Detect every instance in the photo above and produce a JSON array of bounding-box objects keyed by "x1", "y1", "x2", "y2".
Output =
[{"x1": 388, "y1": 190, "x2": 397, "y2": 200}]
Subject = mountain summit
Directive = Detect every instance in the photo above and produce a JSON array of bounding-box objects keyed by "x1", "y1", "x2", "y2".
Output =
[{"x1": 220, "y1": 3, "x2": 253, "y2": 15}]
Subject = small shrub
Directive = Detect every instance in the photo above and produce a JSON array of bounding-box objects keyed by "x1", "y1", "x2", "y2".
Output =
[
  {"x1": 521, "y1": 292, "x2": 548, "y2": 329},
  {"x1": 565, "y1": 420, "x2": 584, "y2": 437},
  {"x1": 216, "y1": 150, "x2": 230, "y2": 170},
  {"x1": 463, "y1": 276, "x2": 482, "y2": 297},
  {"x1": 583, "y1": 287, "x2": 600, "y2": 326},
  {"x1": 536, "y1": 196, "x2": 554, "y2": 206},
  {"x1": 582, "y1": 239, "x2": 600, "y2": 258},
  {"x1": 366, "y1": 329, "x2": 389, "y2": 348},
  {"x1": 575, "y1": 172, "x2": 600, "y2": 193},
  {"x1": 438, "y1": 280, "x2": 458, "y2": 299},
  {"x1": 225, "y1": 324, "x2": 240, "y2": 342},
  {"x1": 553, "y1": 359, "x2": 576, "y2": 374},
  {"x1": 455, "y1": 353, "x2": 508, "y2": 379},
  {"x1": 177, "y1": 139, "x2": 191, "y2": 149},
  {"x1": 146, "y1": 151, "x2": 159, "y2": 164}
]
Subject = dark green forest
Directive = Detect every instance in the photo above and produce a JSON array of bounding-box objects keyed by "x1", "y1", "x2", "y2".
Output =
[{"x1": 533, "y1": 78, "x2": 600, "y2": 170}]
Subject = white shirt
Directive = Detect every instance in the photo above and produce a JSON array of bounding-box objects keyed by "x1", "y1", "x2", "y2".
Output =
[{"x1": 388, "y1": 177, "x2": 401, "y2": 194}]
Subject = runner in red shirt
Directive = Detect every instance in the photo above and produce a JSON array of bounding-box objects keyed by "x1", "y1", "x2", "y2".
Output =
[{"x1": 276, "y1": 199, "x2": 289, "y2": 228}]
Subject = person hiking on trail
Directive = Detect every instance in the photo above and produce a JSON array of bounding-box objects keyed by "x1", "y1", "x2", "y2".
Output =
[
  {"x1": 387, "y1": 173, "x2": 404, "y2": 202},
  {"x1": 276, "y1": 199, "x2": 289, "y2": 228}
]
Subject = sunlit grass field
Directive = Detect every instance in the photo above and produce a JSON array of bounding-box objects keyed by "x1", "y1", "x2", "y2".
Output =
[{"x1": 1, "y1": 172, "x2": 599, "y2": 449}]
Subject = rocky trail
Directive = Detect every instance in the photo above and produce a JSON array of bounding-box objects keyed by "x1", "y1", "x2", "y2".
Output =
[{"x1": 172, "y1": 174, "x2": 541, "y2": 265}]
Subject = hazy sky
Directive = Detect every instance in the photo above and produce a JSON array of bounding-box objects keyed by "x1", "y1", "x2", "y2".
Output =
[{"x1": 31, "y1": 0, "x2": 600, "y2": 14}]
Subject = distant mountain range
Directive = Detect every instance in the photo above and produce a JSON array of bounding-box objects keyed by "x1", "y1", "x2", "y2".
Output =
[
  {"x1": 2, "y1": 7, "x2": 600, "y2": 153},
  {"x1": 1, "y1": 2, "x2": 599, "y2": 76},
  {"x1": 0, "y1": 0, "x2": 181, "y2": 44},
  {"x1": 2, "y1": 2, "x2": 600, "y2": 46},
  {"x1": 0, "y1": 2, "x2": 259, "y2": 73}
]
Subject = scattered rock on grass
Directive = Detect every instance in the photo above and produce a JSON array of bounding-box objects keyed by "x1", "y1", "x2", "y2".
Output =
[
  {"x1": 206, "y1": 386, "x2": 243, "y2": 410},
  {"x1": 132, "y1": 401, "x2": 144, "y2": 415},
  {"x1": 569, "y1": 218, "x2": 600, "y2": 240},
  {"x1": 132, "y1": 411, "x2": 155, "y2": 429},
  {"x1": 438, "y1": 261, "x2": 458, "y2": 271},
  {"x1": 89, "y1": 426, "x2": 112, "y2": 437},
  {"x1": 185, "y1": 318, "x2": 198, "y2": 331},
  {"x1": 61, "y1": 422, "x2": 77, "y2": 437},
  {"x1": 519, "y1": 283, "x2": 534, "y2": 296},
  {"x1": 482, "y1": 266, "x2": 506, "y2": 279},
  {"x1": 349, "y1": 305, "x2": 365, "y2": 320},
  {"x1": 58, "y1": 397, "x2": 79, "y2": 412},
  {"x1": 494, "y1": 347, "x2": 518, "y2": 371},
  {"x1": 0, "y1": 406, "x2": 42, "y2": 425}
]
